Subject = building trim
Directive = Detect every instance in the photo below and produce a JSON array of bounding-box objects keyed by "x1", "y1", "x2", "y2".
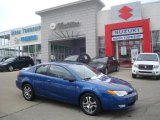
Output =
[{"x1": 105, "y1": 19, "x2": 151, "y2": 57}]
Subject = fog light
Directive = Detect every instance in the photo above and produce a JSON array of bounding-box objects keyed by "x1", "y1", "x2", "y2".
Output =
[{"x1": 118, "y1": 105, "x2": 126, "y2": 108}]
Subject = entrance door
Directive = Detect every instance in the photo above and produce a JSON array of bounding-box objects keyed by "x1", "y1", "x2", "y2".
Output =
[{"x1": 118, "y1": 40, "x2": 141, "y2": 67}]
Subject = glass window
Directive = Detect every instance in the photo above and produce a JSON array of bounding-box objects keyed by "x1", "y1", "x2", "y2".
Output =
[
  {"x1": 48, "y1": 65, "x2": 74, "y2": 80},
  {"x1": 68, "y1": 64, "x2": 100, "y2": 80},
  {"x1": 36, "y1": 65, "x2": 48, "y2": 75},
  {"x1": 29, "y1": 45, "x2": 35, "y2": 53},
  {"x1": 152, "y1": 31, "x2": 160, "y2": 54},
  {"x1": 136, "y1": 54, "x2": 158, "y2": 61},
  {"x1": 36, "y1": 44, "x2": 41, "y2": 53},
  {"x1": 92, "y1": 57, "x2": 108, "y2": 63},
  {"x1": 64, "y1": 55, "x2": 79, "y2": 61}
]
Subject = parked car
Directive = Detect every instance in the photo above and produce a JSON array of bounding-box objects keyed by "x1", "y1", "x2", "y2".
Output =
[
  {"x1": 64, "y1": 54, "x2": 91, "y2": 64},
  {"x1": 132, "y1": 53, "x2": 160, "y2": 80},
  {"x1": 0, "y1": 56, "x2": 10, "y2": 62},
  {"x1": 88, "y1": 56, "x2": 120, "y2": 74},
  {"x1": 16, "y1": 62, "x2": 138, "y2": 115},
  {"x1": 0, "y1": 56, "x2": 34, "y2": 72}
]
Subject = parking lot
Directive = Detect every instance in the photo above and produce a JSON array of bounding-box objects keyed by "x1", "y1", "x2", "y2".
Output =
[{"x1": 0, "y1": 69, "x2": 160, "y2": 120}]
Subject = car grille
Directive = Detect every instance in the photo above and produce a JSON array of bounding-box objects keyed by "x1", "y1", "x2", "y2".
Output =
[{"x1": 138, "y1": 65, "x2": 153, "y2": 70}]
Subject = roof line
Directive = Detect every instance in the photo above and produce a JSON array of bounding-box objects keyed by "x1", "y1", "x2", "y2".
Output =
[{"x1": 36, "y1": 0, "x2": 105, "y2": 15}]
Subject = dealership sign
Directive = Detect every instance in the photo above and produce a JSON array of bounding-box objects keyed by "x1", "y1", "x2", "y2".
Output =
[
  {"x1": 111, "y1": 2, "x2": 142, "y2": 23},
  {"x1": 112, "y1": 34, "x2": 143, "y2": 41},
  {"x1": 50, "y1": 22, "x2": 80, "y2": 30},
  {"x1": 112, "y1": 27, "x2": 143, "y2": 36}
]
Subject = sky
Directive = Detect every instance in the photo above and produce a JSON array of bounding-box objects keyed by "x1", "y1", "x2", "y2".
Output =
[{"x1": 0, "y1": 0, "x2": 158, "y2": 32}]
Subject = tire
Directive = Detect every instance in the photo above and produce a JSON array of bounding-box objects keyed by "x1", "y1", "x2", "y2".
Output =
[
  {"x1": 8, "y1": 66, "x2": 14, "y2": 72},
  {"x1": 132, "y1": 74, "x2": 136, "y2": 78},
  {"x1": 116, "y1": 65, "x2": 120, "y2": 72},
  {"x1": 22, "y1": 83, "x2": 35, "y2": 101},
  {"x1": 80, "y1": 93, "x2": 101, "y2": 116},
  {"x1": 155, "y1": 75, "x2": 160, "y2": 80},
  {"x1": 105, "y1": 68, "x2": 108, "y2": 75}
]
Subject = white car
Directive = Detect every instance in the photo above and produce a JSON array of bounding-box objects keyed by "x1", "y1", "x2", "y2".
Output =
[{"x1": 132, "y1": 53, "x2": 160, "y2": 80}]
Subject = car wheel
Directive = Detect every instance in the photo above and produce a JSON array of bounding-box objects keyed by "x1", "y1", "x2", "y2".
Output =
[
  {"x1": 105, "y1": 68, "x2": 108, "y2": 75},
  {"x1": 8, "y1": 66, "x2": 14, "y2": 72},
  {"x1": 116, "y1": 65, "x2": 120, "y2": 72},
  {"x1": 132, "y1": 74, "x2": 136, "y2": 78},
  {"x1": 22, "y1": 83, "x2": 35, "y2": 101},
  {"x1": 80, "y1": 93, "x2": 101, "y2": 116}
]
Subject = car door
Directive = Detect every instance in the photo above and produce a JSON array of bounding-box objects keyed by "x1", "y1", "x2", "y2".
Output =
[
  {"x1": 34, "y1": 64, "x2": 49, "y2": 96},
  {"x1": 13, "y1": 57, "x2": 23, "y2": 69},
  {"x1": 46, "y1": 65, "x2": 77, "y2": 104},
  {"x1": 107, "y1": 57, "x2": 114, "y2": 72},
  {"x1": 112, "y1": 57, "x2": 118, "y2": 71}
]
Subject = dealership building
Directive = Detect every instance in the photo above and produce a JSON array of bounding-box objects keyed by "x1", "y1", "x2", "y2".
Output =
[{"x1": 0, "y1": 0, "x2": 160, "y2": 66}]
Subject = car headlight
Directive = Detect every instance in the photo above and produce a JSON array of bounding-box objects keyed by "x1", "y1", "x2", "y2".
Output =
[
  {"x1": 153, "y1": 65, "x2": 159, "y2": 69},
  {"x1": 96, "y1": 65, "x2": 105, "y2": 69},
  {"x1": 107, "y1": 90, "x2": 128, "y2": 96},
  {"x1": 133, "y1": 64, "x2": 138, "y2": 68}
]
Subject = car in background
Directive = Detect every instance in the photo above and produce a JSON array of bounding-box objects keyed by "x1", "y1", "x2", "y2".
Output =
[
  {"x1": 0, "y1": 56, "x2": 34, "y2": 72},
  {"x1": 132, "y1": 53, "x2": 160, "y2": 80},
  {"x1": 88, "y1": 56, "x2": 120, "y2": 74},
  {"x1": 16, "y1": 62, "x2": 138, "y2": 115},
  {"x1": 0, "y1": 56, "x2": 10, "y2": 62},
  {"x1": 64, "y1": 54, "x2": 91, "y2": 64}
]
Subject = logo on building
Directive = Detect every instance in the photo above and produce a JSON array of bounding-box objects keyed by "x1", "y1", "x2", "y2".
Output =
[{"x1": 119, "y1": 6, "x2": 133, "y2": 20}]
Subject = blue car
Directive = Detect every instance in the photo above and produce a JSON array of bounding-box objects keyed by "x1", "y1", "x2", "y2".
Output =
[{"x1": 16, "y1": 62, "x2": 138, "y2": 115}]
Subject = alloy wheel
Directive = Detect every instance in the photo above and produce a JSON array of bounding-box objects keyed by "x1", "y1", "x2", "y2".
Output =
[
  {"x1": 23, "y1": 84, "x2": 34, "y2": 101},
  {"x1": 80, "y1": 93, "x2": 101, "y2": 115},
  {"x1": 9, "y1": 66, "x2": 13, "y2": 72}
]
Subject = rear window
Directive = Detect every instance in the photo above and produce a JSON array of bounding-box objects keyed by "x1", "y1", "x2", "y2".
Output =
[
  {"x1": 64, "y1": 55, "x2": 79, "y2": 61},
  {"x1": 136, "y1": 54, "x2": 158, "y2": 61}
]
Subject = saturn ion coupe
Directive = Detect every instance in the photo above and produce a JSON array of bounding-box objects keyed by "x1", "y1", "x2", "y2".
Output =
[{"x1": 16, "y1": 62, "x2": 138, "y2": 115}]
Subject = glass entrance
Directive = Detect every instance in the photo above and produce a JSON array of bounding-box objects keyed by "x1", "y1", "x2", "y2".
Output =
[{"x1": 118, "y1": 40, "x2": 142, "y2": 67}]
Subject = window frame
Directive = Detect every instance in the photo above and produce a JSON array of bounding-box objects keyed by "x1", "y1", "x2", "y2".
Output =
[
  {"x1": 48, "y1": 65, "x2": 76, "y2": 81},
  {"x1": 35, "y1": 64, "x2": 49, "y2": 75}
]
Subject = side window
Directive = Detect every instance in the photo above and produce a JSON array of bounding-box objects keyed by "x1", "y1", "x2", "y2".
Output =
[
  {"x1": 36, "y1": 65, "x2": 48, "y2": 75},
  {"x1": 48, "y1": 65, "x2": 75, "y2": 80}
]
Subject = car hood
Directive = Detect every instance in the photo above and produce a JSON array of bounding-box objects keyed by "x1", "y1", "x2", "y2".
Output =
[
  {"x1": 88, "y1": 62, "x2": 105, "y2": 68},
  {"x1": 87, "y1": 74, "x2": 134, "y2": 92},
  {"x1": 0, "y1": 62, "x2": 9, "y2": 66},
  {"x1": 134, "y1": 61, "x2": 159, "y2": 65}
]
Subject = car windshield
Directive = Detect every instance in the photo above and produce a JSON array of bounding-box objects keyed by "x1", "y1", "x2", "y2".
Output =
[
  {"x1": 136, "y1": 54, "x2": 158, "y2": 61},
  {"x1": 92, "y1": 57, "x2": 108, "y2": 63},
  {"x1": 5, "y1": 57, "x2": 16, "y2": 62},
  {"x1": 64, "y1": 55, "x2": 79, "y2": 61},
  {"x1": 68, "y1": 64, "x2": 101, "y2": 80}
]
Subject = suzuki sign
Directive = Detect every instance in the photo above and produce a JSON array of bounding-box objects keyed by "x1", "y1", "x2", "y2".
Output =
[{"x1": 111, "y1": 2, "x2": 142, "y2": 23}]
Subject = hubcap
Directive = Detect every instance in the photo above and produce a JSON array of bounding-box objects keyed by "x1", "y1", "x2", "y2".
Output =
[
  {"x1": 23, "y1": 85, "x2": 32, "y2": 99},
  {"x1": 82, "y1": 96, "x2": 97, "y2": 114},
  {"x1": 9, "y1": 66, "x2": 13, "y2": 71}
]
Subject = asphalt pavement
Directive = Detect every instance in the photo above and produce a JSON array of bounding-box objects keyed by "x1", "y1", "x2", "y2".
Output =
[{"x1": 0, "y1": 69, "x2": 160, "y2": 120}]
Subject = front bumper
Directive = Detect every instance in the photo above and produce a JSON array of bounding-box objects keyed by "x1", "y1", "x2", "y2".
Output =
[
  {"x1": 0, "y1": 66, "x2": 7, "y2": 71},
  {"x1": 132, "y1": 67, "x2": 160, "y2": 76},
  {"x1": 101, "y1": 91, "x2": 138, "y2": 110},
  {"x1": 16, "y1": 79, "x2": 21, "y2": 90}
]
